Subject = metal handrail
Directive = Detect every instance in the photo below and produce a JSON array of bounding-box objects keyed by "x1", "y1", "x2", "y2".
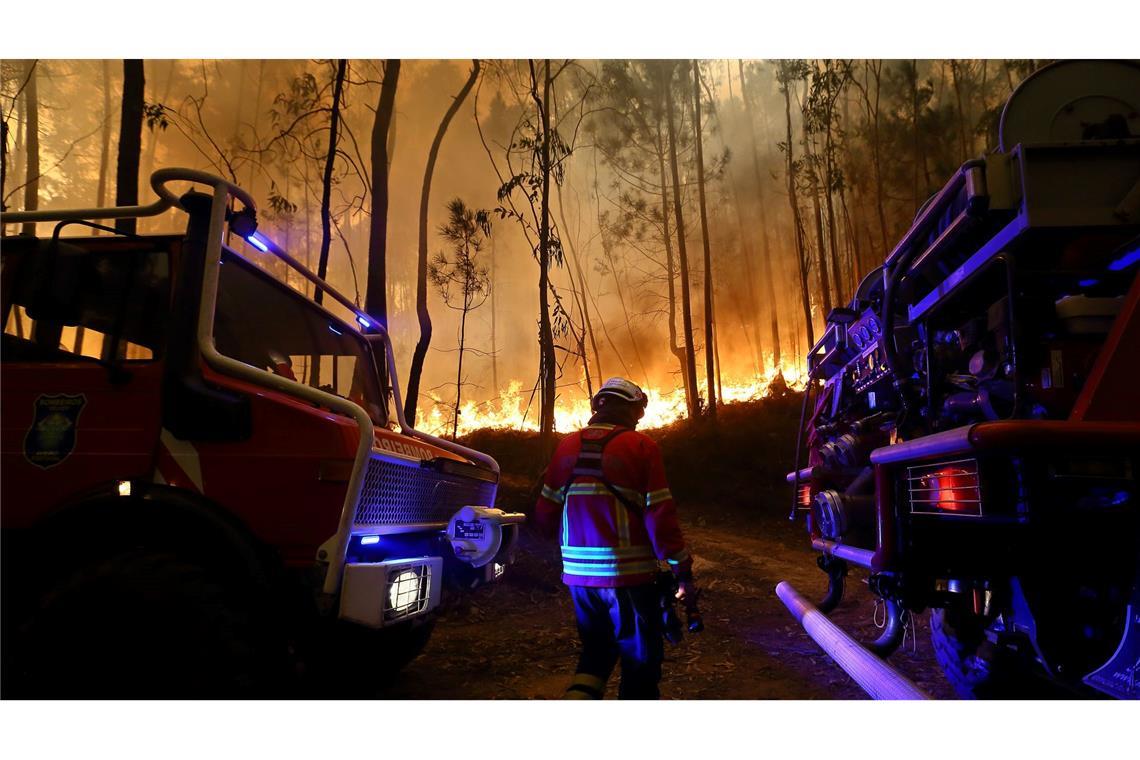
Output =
[{"x1": 2, "y1": 168, "x2": 500, "y2": 594}]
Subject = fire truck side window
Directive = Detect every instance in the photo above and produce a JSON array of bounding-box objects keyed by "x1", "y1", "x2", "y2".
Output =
[
  {"x1": 213, "y1": 250, "x2": 388, "y2": 426},
  {"x1": 1, "y1": 240, "x2": 169, "y2": 363}
]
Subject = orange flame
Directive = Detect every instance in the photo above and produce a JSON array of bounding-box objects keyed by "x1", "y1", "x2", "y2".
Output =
[{"x1": 420, "y1": 362, "x2": 807, "y2": 437}]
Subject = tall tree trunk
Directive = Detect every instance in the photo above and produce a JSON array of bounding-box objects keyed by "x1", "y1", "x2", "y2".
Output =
[
  {"x1": 1, "y1": 119, "x2": 7, "y2": 213},
  {"x1": 315, "y1": 60, "x2": 347, "y2": 301},
  {"x1": 558, "y1": 183, "x2": 602, "y2": 386},
  {"x1": 655, "y1": 120, "x2": 693, "y2": 404},
  {"x1": 823, "y1": 115, "x2": 844, "y2": 306},
  {"x1": 865, "y1": 61, "x2": 889, "y2": 255},
  {"x1": 490, "y1": 235, "x2": 499, "y2": 394},
  {"x1": 309, "y1": 60, "x2": 348, "y2": 387},
  {"x1": 663, "y1": 62, "x2": 700, "y2": 418},
  {"x1": 692, "y1": 60, "x2": 716, "y2": 418},
  {"x1": 803, "y1": 131, "x2": 832, "y2": 315},
  {"x1": 739, "y1": 60, "x2": 782, "y2": 371},
  {"x1": 12, "y1": 87, "x2": 25, "y2": 214},
  {"x1": 454, "y1": 300, "x2": 469, "y2": 441},
  {"x1": 909, "y1": 60, "x2": 931, "y2": 209},
  {"x1": 950, "y1": 60, "x2": 970, "y2": 162},
  {"x1": 114, "y1": 60, "x2": 144, "y2": 235},
  {"x1": 405, "y1": 60, "x2": 479, "y2": 426},
  {"x1": 21, "y1": 60, "x2": 40, "y2": 236},
  {"x1": 94, "y1": 60, "x2": 113, "y2": 234},
  {"x1": 781, "y1": 76, "x2": 815, "y2": 348},
  {"x1": 365, "y1": 60, "x2": 400, "y2": 327},
  {"x1": 536, "y1": 60, "x2": 557, "y2": 444}
]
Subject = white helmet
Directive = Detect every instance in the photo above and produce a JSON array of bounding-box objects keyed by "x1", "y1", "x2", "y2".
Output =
[{"x1": 591, "y1": 377, "x2": 649, "y2": 414}]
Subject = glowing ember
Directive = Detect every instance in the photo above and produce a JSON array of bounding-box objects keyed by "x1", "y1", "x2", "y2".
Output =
[{"x1": 419, "y1": 362, "x2": 807, "y2": 437}]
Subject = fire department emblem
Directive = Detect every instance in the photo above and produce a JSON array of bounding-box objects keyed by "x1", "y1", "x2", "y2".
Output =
[{"x1": 24, "y1": 393, "x2": 87, "y2": 469}]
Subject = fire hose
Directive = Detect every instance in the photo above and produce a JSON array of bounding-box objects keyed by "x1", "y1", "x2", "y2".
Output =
[{"x1": 775, "y1": 581, "x2": 929, "y2": 700}]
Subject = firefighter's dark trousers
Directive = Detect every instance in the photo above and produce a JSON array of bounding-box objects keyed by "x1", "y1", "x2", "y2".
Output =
[{"x1": 565, "y1": 584, "x2": 664, "y2": 699}]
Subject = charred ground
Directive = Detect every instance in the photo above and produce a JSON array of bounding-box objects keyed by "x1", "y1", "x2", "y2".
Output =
[{"x1": 380, "y1": 391, "x2": 955, "y2": 699}]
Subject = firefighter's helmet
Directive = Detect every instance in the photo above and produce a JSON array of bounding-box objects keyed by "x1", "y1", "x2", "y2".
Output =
[{"x1": 591, "y1": 377, "x2": 649, "y2": 415}]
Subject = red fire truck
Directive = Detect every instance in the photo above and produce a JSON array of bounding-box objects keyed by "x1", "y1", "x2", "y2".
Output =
[
  {"x1": 780, "y1": 60, "x2": 1140, "y2": 699},
  {"x1": 1, "y1": 169, "x2": 522, "y2": 697}
]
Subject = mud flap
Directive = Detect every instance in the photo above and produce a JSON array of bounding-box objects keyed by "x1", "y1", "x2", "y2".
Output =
[{"x1": 1084, "y1": 602, "x2": 1140, "y2": 699}]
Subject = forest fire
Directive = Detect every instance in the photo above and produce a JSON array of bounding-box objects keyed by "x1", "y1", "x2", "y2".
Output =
[{"x1": 420, "y1": 363, "x2": 807, "y2": 437}]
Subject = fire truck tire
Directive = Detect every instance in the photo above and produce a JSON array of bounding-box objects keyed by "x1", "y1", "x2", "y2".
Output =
[
  {"x1": 930, "y1": 607, "x2": 1045, "y2": 699},
  {"x1": 929, "y1": 607, "x2": 998, "y2": 698},
  {"x1": 13, "y1": 549, "x2": 292, "y2": 698},
  {"x1": 308, "y1": 617, "x2": 436, "y2": 694}
]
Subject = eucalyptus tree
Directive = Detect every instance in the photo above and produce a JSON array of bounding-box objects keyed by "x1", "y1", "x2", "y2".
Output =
[
  {"x1": 405, "y1": 60, "x2": 481, "y2": 427},
  {"x1": 775, "y1": 59, "x2": 815, "y2": 347},
  {"x1": 481, "y1": 59, "x2": 590, "y2": 447},
  {"x1": 365, "y1": 60, "x2": 399, "y2": 329},
  {"x1": 589, "y1": 59, "x2": 701, "y2": 413},
  {"x1": 690, "y1": 60, "x2": 717, "y2": 417}
]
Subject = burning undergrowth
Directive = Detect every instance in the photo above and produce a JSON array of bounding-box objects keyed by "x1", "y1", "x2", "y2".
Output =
[{"x1": 462, "y1": 387, "x2": 804, "y2": 522}]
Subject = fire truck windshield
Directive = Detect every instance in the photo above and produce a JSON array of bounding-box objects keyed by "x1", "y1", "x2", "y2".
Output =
[{"x1": 213, "y1": 249, "x2": 388, "y2": 425}]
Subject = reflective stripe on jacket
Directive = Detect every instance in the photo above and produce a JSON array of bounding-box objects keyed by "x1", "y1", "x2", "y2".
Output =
[{"x1": 535, "y1": 423, "x2": 692, "y2": 588}]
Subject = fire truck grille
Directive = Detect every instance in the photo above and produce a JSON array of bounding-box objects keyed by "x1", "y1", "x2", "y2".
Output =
[{"x1": 354, "y1": 456, "x2": 497, "y2": 528}]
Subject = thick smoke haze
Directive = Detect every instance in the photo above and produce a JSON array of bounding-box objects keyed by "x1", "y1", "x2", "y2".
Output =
[{"x1": 1, "y1": 59, "x2": 1039, "y2": 434}]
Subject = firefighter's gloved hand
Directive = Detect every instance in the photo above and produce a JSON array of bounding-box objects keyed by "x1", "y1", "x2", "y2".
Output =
[{"x1": 676, "y1": 579, "x2": 703, "y2": 634}]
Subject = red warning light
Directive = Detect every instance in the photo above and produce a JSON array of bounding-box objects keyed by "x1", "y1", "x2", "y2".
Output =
[{"x1": 908, "y1": 460, "x2": 982, "y2": 516}]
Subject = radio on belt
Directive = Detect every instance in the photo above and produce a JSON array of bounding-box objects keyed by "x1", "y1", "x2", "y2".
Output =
[{"x1": 446, "y1": 506, "x2": 526, "y2": 567}]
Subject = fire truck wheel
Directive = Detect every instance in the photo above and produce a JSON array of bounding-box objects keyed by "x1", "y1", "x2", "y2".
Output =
[
  {"x1": 308, "y1": 617, "x2": 436, "y2": 695},
  {"x1": 929, "y1": 607, "x2": 1042, "y2": 699},
  {"x1": 930, "y1": 607, "x2": 998, "y2": 698},
  {"x1": 13, "y1": 549, "x2": 292, "y2": 698}
]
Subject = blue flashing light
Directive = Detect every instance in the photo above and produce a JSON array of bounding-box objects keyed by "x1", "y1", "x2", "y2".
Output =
[
  {"x1": 357, "y1": 315, "x2": 371, "y2": 329},
  {"x1": 328, "y1": 325, "x2": 343, "y2": 336},
  {"x1": 1079, "y1": 278, "x2": 1100, "y2": 287},
  {"x1": 1107, "y1": 246, "x2": 1140, "y2": 272},
  {"x1": 360, "y1": 535, "x2": 380, "y2": 546},
  {"x1": 246, "y1": 233, "x2": 270, "y2": 252}
]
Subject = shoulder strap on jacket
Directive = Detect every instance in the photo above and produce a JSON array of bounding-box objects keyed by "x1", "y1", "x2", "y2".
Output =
[{"x1": 561, "y1": 427, "x2": 644, "y2": 517}]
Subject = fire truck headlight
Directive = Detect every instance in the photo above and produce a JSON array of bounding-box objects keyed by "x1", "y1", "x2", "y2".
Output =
[{"x1": 387, "y1": 568, "x2": 427, "y2": 617}]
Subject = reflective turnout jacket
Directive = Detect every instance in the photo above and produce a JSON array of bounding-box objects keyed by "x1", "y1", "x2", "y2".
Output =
[{"x1": 535, "y1": 423, "x2": 692, "y2": 588}]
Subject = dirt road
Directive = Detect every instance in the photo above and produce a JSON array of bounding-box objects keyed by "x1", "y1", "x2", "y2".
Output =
[{"x1": 380, "y1": 503, "x2": 956, "y2": 699}]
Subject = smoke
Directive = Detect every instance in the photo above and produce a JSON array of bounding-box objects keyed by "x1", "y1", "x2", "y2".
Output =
[{"x1": 3, "y1": 59, "x2": 1014, "y2": 434}]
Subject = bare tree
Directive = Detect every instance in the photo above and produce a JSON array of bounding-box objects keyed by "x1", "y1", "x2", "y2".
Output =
[
  {"x1": 21, "y1": 60, "x2": 39, "y2": 235},
  {"x1": 739, "y1": 60, "x2": 783, "y2": 371},
  {"x1": 662, "y1": 61, "x2": 700, "y2": 416},
  {"x1": 406, "y1": 60, "x2": 480, "y2": 427},
  {"x1": 691, "y1": 60, "x2": 716, "y2": 418},
  {"x1": 93, "y1": 61, "x2": 113, "y2": 232},
  {"x1": 776, "y1": 60, "x2": 816, "y2": 347},
  {"x1": 115, "y1": 60, "x2": 144, "y2": 235},
  {"x1": 315, "y1": 59, "x2": 348, "y2": 311},
  {"x1": 365, "y1": 60, "x2": 400, "y2": 327}
]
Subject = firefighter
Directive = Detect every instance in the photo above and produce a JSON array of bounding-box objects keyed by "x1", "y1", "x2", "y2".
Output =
[{"x1": 534, "y1": 377, "x2": 695, "y2": 699}]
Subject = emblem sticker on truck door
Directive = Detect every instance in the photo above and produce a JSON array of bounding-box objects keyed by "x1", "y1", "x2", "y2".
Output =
[{"x1": 24, "y1": 393, "x2": 87, "y2": 469}]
